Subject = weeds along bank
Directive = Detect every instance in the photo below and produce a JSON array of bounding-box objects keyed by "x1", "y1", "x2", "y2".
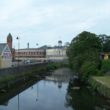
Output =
[
  {"x1": 0, "y1": 62, "x2": 68, "y2": 90},
  {"x1": 0, "y1": 63, "x2": 48, "y2": 89},
  {"x1": 89, "y1": 76, "x2": 110, "y2": 98}
]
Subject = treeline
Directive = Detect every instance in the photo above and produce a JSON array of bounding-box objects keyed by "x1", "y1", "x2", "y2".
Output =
[{"x1": 67, "y1": 31, "x2": 110, "y2": 81}]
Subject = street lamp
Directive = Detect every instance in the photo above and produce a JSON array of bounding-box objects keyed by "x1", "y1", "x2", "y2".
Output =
[
  {"x1": 16, "y1": 37, "x2": 20, "y2": 110},
  {"x1": 16, "y1": 37, "x2": 20, "y2": 66}
]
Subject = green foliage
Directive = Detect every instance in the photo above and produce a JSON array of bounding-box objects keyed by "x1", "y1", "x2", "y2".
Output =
[
  {"x1": 100, "y1": 60, "x2": 110, "y2": 74},
  {"x1": 47, "y1": 62, "x2": 68, "y2": 71},
  {"x1": 99, "y1": 34, "x2": 110, "y2": 52},
  {"x1": 81, "y1": 62, "x2": 99, "y2": 80},
  {"x1": 67, "y1": 31, "x2": 102, "y2": 80},
  {"x1": 103, "y1": 40, "x2": 110, "y2": 52}
]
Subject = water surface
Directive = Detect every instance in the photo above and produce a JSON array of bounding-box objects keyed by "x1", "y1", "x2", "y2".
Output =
[{"x1": 0, "y1": 68, "x2": 110, "y2": 110}]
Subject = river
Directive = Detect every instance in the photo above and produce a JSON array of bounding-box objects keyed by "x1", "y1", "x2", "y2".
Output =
[{"x1": 0, "y1": 68, "x2": 110, "y2": 110}]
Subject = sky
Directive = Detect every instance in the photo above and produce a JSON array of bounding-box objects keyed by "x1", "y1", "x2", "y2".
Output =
[{"x1": 0, "y1": 0, "x2": 110, "y2": 49}]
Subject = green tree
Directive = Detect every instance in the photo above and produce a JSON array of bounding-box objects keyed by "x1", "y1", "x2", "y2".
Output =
[
  {"x1": 99, "y1": 34, "x2": 110, "y2": 52},
  {"x1": 67, "y1": 31, "x2": 102, "y2": 79},
  {"x1": 101, "y1": 60, "x2": 110, "y2": 74}
]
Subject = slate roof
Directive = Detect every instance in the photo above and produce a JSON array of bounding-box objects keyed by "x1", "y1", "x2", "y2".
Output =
[{"x1": 0, "y1": 43, "x2": 7, "y2": 54}]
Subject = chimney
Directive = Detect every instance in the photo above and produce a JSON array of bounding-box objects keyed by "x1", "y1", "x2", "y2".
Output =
[{"x1": 27, "y1": 42, "x2": 29, "y2": 49}]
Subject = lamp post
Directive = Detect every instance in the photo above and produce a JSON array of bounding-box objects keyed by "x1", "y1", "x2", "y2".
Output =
[
  {"x1": 16, "y1": 37, "x2": 20, "y2": 66},
  {"x1": 16, "y1": 37, "x2": 20, "y2": 110}
]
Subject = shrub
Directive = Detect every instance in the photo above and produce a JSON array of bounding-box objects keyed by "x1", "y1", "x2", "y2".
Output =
[
  {"x1": 81, "y1": 62, "x2": 99, "y2": 81},
  {"x1": 100, "y1": 60, "x2": 110, "y2": 74}
]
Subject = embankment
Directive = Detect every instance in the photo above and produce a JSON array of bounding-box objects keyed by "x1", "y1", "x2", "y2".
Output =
[
  {"x1": 89, "y1": 76, "x2": 110, "y2": 98},
  {"x1": 0, "y1": 63, "x2": 49, "y2": 89}
]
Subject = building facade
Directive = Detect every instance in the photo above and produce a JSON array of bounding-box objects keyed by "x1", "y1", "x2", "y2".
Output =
[
  {"x1": 46, "y1": 40, "x2": 68, "y2": 62},
  {"x1": 46, "y1": 47, "x2": 67, "y2": 62},
  {"x1": 0, "y1": 43, "x2": 12, "y2": 68},
  {"x1": 7, "y1": 33, "x2": 15, "y2": 61},
  {"x1": 15, "y1": 48, "x2": 46, "y2": 62}
]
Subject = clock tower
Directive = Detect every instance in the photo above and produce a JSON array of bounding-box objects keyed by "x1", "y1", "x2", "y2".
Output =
[{"x1": 7, "y1": 33, "x2": 13, "y2": 50}]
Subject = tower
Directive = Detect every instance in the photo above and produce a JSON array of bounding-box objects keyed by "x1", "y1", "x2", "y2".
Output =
[
  {"x1": 58, "y1": 40, "x2": 62, "y2": 47},
  {"x1": 7, "y1": 33, "x2": 13, "y2": 50}
]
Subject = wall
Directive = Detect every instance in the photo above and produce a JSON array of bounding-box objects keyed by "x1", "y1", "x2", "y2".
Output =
[
  {"x1": 0, "y1": 63, "x2": 47, "y2": 80},
  {"x1": 1, "y1": 59, "x2": 12, "y2": 68},
  {"x1": 46, "y1": 48, "x2": 67, "y2": 61},
  {"x1": 0, "y1": 44, "x2": 12, "y2": 69}
]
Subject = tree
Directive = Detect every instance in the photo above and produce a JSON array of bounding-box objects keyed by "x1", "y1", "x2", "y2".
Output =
[
  {"x1": 67, "y1": 31, "x2": 102, "y2": 79},
  {"x1": 99, "y1": 34, "x2": 110, "y2": 52}
]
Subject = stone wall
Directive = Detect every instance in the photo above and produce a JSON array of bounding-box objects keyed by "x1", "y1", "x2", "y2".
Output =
[{"x1": 0, "y1": 63, "x2": 47, "y2": 78}]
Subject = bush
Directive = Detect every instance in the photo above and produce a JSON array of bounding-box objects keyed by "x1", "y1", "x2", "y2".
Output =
[
  {"x1": 47, "y1": 62, "x2": 68, "y2": 71},
  {"x1": 100, "y1": 60, "x2": 110, "y2": 74},
  {"x1": 81, "y1": 62, "x2": 99, "y2": 81}
]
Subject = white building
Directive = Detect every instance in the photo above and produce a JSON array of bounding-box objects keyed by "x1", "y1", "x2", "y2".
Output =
[
  {"x1": 0, "y1": 43, "x2": 12, "y2": 68},
  {"x1": 46, "y1": 40, "x2": 68, "y2": 62},
  {"x1": 46, "y1": 47, "x2": 67, "y2": 62}
]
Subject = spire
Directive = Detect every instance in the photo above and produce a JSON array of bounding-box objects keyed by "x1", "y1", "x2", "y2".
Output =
[
  {"x1": 7, "y1": 33, "x2": 13, "y2": 49},
  {"x1": 7, "y1": 33, "x2": 12, "y2": 41}
]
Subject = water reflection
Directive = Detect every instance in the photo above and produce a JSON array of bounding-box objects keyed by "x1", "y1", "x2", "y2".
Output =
[
  {"x1": 0, "y1": 68, "x2": 72, "y2": 110},
  {"x1": 45, "y1": 68, "x2": 72, "y2": 89},
  {"x1": 65, "y1": 80, "x2": 110, "y2": 110},
  {"x1": 0, "y1": 68, "x2": 110, "y2": 110},
  {"x1": 18, "y1": 94, "x2": 19, "y2": 110}
]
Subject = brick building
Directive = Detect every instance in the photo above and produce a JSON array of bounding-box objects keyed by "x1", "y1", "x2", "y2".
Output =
[{"x1": 15, "y1": 48, "x2": 46, "y2": 62}]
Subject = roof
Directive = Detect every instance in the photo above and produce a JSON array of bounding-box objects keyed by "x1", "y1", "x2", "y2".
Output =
[
  {"x1": 15, "y1": 48, "x2": 45, "y2": 52},
  {"x1": 58, "y1": 40, "x2": 62, "y2": 43},
  {"x1": 0, "y1": 43, "x2": 7, "y2": 54},
  {"x1": 39, "y1": 45, "x2": 52, "y2": 49}
]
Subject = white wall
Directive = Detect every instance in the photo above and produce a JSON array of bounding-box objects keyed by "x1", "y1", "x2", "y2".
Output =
[
  {"x1": 46, "y1": 48, "x2": 67, "y2": 61},
  {"x1": 0, "y1": 45, "x2": 12, "y2": 68}
]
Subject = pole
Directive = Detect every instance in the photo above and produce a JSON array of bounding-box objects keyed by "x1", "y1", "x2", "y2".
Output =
[{"x1": 16, "y1": 37, "x2": 19, "y2": 66}]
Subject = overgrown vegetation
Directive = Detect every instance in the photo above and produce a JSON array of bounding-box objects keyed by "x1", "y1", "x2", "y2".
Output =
[
  {"x1": 47, "y1": 62, "x2": 69, "y2": 70},
  {"x1": 0, "y1": 65, "x2": 48, "y2": 88},
  {"x1": 0, "y1": 62, "x2": 68, "y2": 88},
  {"x1": 67, "y1": 31, "x2": 110, "y2": 81},
  {"x1": 100, "y1": 60, "x2": 110, "y2": 74}
]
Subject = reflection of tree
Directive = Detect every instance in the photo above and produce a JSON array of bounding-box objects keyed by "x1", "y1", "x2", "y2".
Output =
[
  {"x1": 65, "y1": 80, "x2": 110, "y2": 110},
  {"x1": 2, "y1": 101, "x2": 9, "y2": 106}
]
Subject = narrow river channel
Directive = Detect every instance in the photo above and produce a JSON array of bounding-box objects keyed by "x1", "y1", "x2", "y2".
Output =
[{"x1": 0, "y1": 68, "x2": 110, "y2": 110}]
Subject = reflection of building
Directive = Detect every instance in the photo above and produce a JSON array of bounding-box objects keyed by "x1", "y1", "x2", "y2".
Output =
[
  {"x1": 46, "y1": 40, "x2": 68, "y2": 62},
  {"x1": 0, "y1": 43, "x2": 12, "y2": 68}
]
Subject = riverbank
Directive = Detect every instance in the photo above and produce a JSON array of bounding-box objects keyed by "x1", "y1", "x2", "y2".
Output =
[
  {"x1": 0, "y1": 62, "x2": 68, "y2": 90},
  {"x1": 89, "y1": 76, "x2": 110, "y2": 99},
  {"x1": 0, "y1": 63, "x2": 50, "y2": 90}
]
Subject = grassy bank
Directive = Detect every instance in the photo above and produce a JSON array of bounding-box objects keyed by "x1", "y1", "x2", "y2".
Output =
[{"x1": 89, "y1": 76, "x2": 110, "y2": 98}]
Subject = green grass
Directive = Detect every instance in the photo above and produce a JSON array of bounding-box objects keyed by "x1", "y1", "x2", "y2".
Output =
[{"x1": 93, "y1": 76, "x2": 110, "y2": 88}]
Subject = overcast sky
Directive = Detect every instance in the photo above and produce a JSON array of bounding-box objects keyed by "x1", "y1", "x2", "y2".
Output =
[{"x1": 0, "y1": 0, "x2": 110, "y2": 48}]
